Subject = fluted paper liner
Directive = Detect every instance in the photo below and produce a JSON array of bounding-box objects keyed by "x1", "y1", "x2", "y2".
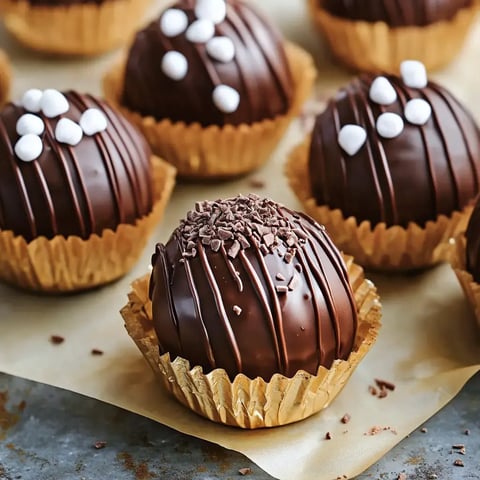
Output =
[
  {"x1": 308, "y1": 0, "x2": 476, "y2": 73},
  {"x1": 1, "y1": 0, "x2": 152, "y2": 55},
  {"x1": 451, "y1": 234, "x2": 480, "y2": 330},
  {"x1": 286, "y1": 141, "x2": 473, "y2": 271},
  {"x1": 0, "y1": 157, "x2": 176, "y2": 293},
  {"x1": 121, "y1": 256, "x2": 381, "y2": 429},
  {"x1": 0, "y1": 50, "x2": 11, "y2": 107},
  {"x1": 103, "y1": 42, "x2": 316, "y2": 179}
]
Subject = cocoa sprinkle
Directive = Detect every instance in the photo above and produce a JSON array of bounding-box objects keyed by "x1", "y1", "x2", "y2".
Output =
[
  {"x1": 94, "y1": 441, "x2": 107, "y2": 450},
  {"x1": 453, "y1": 459, "x2": 464, "y2": 467},
  {"x1": 325, "y1": 432, "x2": 332, "y2": 440},
  {"x1": 341, "y1": 413, "x2": 351, "y2": 424},
  {"x1": 364, "y1": 426, "x2": 397, "y2": 436},
  {"x1": 238, "y1": 467, "x2": 252, "y2": 476},
  {"x1": 50, "y1": 335, "x2": 64, "y2": 345},
  {"x1": 91, "y1": 349, "x2": 104, "y2": 356}
]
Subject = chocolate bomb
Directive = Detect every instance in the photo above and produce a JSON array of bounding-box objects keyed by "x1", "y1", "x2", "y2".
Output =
[
  {"x1": 122, "y1": 0, "x2": 294, "y2": 127},
  {"x1": 0, "y1": 90, "x2": 153, "y2": 242},
  {"x1": 308, "y1": 72, "x2": 480, "y2": 228},
  {"x1": 149, "y1": 194, "x2": 358, "y2": 381},
  {"x1": 319, "y1": 0, "x2": 472, "y2": 27}
]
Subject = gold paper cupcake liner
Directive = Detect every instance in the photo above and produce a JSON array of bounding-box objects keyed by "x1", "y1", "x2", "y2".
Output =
[
  {"x1": 1, "y1": 0, "x2": 152, "y2": 55},
  {"x1": 0, "y1": 157, "x2": 176, "y2": 293},
  {"x1": 121, "y1": 256, "x2": 381, "y2": 429},
  {"x1": 0, "y1": 50, "x2": 11, "y2": 107},
  {"x1": 308, "y1": 0, "x2": 477, "y2": 73},
  {"x1": 450, "y1": 234, "x2": 480, "y2": 329},
  {"x1": 286, "y1": 141, "x2": 473, "y2": 271},
  {"x1": 103, "y1": 42, "x2": 316, "y2": 179}
]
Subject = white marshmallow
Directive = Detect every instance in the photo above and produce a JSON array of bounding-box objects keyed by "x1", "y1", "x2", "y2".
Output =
[
  {"x1": 212, "y1": 85, "x2": 240, "y2": 113},
  {"x1": 337, "y1": 125, "x2": 367, "y2": 156},
  {"x1": 21, "y1": 89, "x2": 43, "y2": 113},
  {"x1": 404, "y1": 98, "x2": 432, "y2": 126},
  {"x1": 55, "y1": 118, "x2": 83, "y2": 146},
  {"x1": 185, "y1": 19, "x2": 215, "y2": 43},
  {"x1": 41, "y1": 89, "x2": 69, "y2": 118},
  {"x1": 195, "y1": 0, "x2": 226, "y2": 24},
  {"x1": 369, "y1": 76, "x2": 397, "y2": 105},
  {"x1": 161, "y1": 51, "x2": 188, "y2": 81},
  {"x1": 206, "y1": 36, "x2": 235, "y2": 63},
  {"x1": 400, "y1": 60, "x2": 428, "y2": 89},
  {"x1": 376, "y1": 112, "x2": 404, "y2": 139},
  {"x1": 14, "y1": 134, "x2": 43, "y2": 162},
  {"x1": 160, "y1": 8, "x2": 188, "y2": 37},
  {"x1": 16, "y1": 114, "x2": 45, "y2": 136},
  {"x1": 80, "y1": 108, "x2": 108, "y2": 136}
]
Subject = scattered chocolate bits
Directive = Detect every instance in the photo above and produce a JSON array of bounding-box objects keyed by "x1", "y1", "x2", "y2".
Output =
[
  {"x1": 325, "y1": 432, "x2": 332, "y2": 440},
  {"x1": 464, "y1": 429, "x2": 470, "y2": 435},
  {"x1": 50, "y1": 335, "x2": 64, "y2": 345},
  {"x1": 91, "y1": 349, "x2": 104, "y2": 356},
  {"x1": 364, "y1": 425, "x2": 397, "y2": 436},
  {"x1": 276, "y1": 273, "x2": 285, "y2": 281},
  {"x1": 375, "y1": 378, "x2": 396, "y2": 391},
  {"x1": 452, "y1": 444, "x2": 466, "y2": 455},
  {"x1": 238, "y1": 467, "x2": 251, "y2": 476},
  {"x1": 368, "y1": 378, "x2": 396, "y2": 399},
  {"x1": 453, "y1": 459, "x2": 464, "y2": 467},
  {"x1": 94, "y1": 441, "x2": 107, "y2": 450},
  {"x1": 420, "y1": 427, "x2": 428, "y2": 433},
  {"x1": 341, "y1": 413, "x2": 351, "y2": 424},
  {"x1": 368, "y1": 385, "x2": 378, "y2": 396}
]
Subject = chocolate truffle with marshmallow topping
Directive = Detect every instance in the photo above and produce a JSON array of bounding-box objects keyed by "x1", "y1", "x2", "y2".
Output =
[{"x1": 149, "y1": 194, "x2": 358, "y2": 381}]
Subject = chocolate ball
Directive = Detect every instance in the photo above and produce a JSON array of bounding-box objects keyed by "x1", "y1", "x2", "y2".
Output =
[
  {"x1": 320, "y1": 0, "x2": 472, "y2": 26},
  {"x1": 122, "y1": 0, "x2": 294, "y2": 127},
  {"x1": 149, "y1": 194, "x2": 358, "y2": 381},
  {"x1": 308, "y1": 71, "x2": 480, "y2": 228},
  {"x1": 0, "y1": 90, "x2": 153, "y2": 242}
]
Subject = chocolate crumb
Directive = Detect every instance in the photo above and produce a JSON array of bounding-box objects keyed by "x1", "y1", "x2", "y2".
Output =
[
  {"x1": 420, "y1": 427, "x2": 428, "y2": 433},
  {"x1": 364, "y1": 426, "x2": 397, "y2": 436},
  {"x1": 453, "y1": 459, "x2": 464, "y2": 467},
  {"x1": 50, "y1": 335, "x2": 64, "y2": 345},
  {"x1": 238, "y1": 467, "x2": 251, "y2": 476},
  {"x1": 452, "y1": 444, "x2": 465, "y2": 449},
  {"x1": 276, "y1": 273, "x2": 286, "y2": 281},
  {"x1": 464, "y1": 429, "x2": 470, "y2": 435},
  {"x1": 368, "y1": 385, "x2": 378, "y2": 396},
  {"x1": 91, "y1": 349, "x2": 104, "y2": 356},
  {"x1": 378, "y1": 388, "x2": 388, "y2": 399},
  {"x1": 325, "y1": 432, "x2": 332, "y2": 440},
  {"x1": 276, "y1": 285, "x2": 289, "y2": 294},
  {"x1": 427, "y1": 475, "x2": 438, "y2": 479},
  {"x1": 375, "y1": 378, "x2": 396, "y2": 391},
  {"x1": 94, "y1": 441, "x2": 107, "y2": 450},
  {"x1": 341, "y1": 413, "x2": 351, "y2": 424},
  {"x1": 248, "y1": 178, "x2": 265, "y2": 189},
  {"x1": 397, "y1": 474, "x2": 407, "y2": 480},
  {"x1": 233, "y1": 305, "x2": 242, "y2": 316}
]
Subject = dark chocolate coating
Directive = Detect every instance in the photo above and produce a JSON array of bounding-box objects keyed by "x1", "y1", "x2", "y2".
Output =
[
  {"x1": 122, "y1": 0, "x2": 293, "y2": 127},
  {"x1": 465, "y1": 198, "x2": 480, "y2": 282},
  {"x1": 308, "y1": 75, "x2": 480, "y2": 228},
  {"x1": 0, "y1": 91, "x2": 153, "y2": 241},
  {"x1": 149, "y1": 195, "x2": 358, "y2": 381},
  {"x1": 320, "y1": 0, "x2": 472, "y2": 27}
]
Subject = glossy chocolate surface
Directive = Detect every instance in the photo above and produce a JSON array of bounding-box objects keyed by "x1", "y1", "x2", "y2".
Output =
[
  {"x1": 320, "y1": 0, "x2": 472, "y2": 27},
  {"x1": 150, "y1": 195, "x2": 358, "y2": 381},
  {"x1": 308, "y1": 75, "x2": 480, "y2": 228},
  {"x1": 122, "y1": 0, "x2": 293, "y2": 127},
  {"x1": 0, "y1": 91, "x2": 153, "y2": 241}
]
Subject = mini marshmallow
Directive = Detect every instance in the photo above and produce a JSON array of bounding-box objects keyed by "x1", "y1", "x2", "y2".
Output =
[
  {"x1": 160, "y1": 8, "x2": 188, "y2": 37},
  {"x1": 369, "y1": 76, "x2": 397, "y2": 105},
  {"x1": 186, "y1": 19, "x2": 215, "y2": 43},
  {"x1": 195, "y1": 0, "x2": 226, "y2": 24},
  {"x1": 376, "y1": 112, "x2": 404, "y2": 139},
  {"x1": 41, "y1": 89, "x2": 69, "y2": 118},
  {"x1": 212, "y1": 85, "x2": 240, "y2": 113},
  {"x1": 16, "y1": 114, "x2": 45, "y2": 136},
  {"x1": 161, "y1": 51, "x2": 188, "y2": 81},
  {"x1": 206, "y1": 36, "x2": 235, "y2": 63},
  {"x1": 400, "y1": 60, "x2": 428, "y2": 89},
  {"x1": 21, "y1": 89, "x2": 43, "y2": 113},
  {"x1": 14, "y1": 134, "x2": 43, "y2": 162},
  {"x1": 337, "y1": 125, "x2": 367, "y2": 156},
  {"x1": 55, "y1": 118, "x2": 83, "y2": 146},
  {"x1": 80, "y1": 108, "x2": 108, "y2": 136},
  {"x1": 404, "y1": 98, "x2": 432, "y2": 126}
]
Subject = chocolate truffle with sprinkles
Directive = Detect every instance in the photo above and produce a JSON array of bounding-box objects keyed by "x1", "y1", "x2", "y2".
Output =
[
  {"x1": 149, "y1": 194, "x2": 358, "y2": 381},
  {"x1": 0, "y1": 88, "x2": 176, "y2": 292}
]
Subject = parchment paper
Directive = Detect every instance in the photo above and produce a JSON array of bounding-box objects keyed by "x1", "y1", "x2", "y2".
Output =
[{"x1": 1, "y1": 2, "x2": 480, "y2": 479}]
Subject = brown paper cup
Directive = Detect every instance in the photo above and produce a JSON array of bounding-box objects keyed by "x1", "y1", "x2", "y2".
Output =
[
  {"x1": 121, "y1": 256, "x2": 382, "y2": 429},
  {"x1": 0, "y1": 157, "x2": 176, "y2": 293},
  {"x1": 451, "y1": 234, "x2": 480, "y2": 330},
  {"x1": 308, "y1": 0, "x2": 477, "y2": 73},
  {"x1": 1, "y1": 0, "x2": 152, "y2": 55},
  {"x1": 286, "y1": 140, "x2": 473, "y2": 271},
  {"x1": 0, "y1": 50, "x2": 11, "y2": 107},
  {"x1": 103, "y1": 42, "x2": 316, "y2": 179}
]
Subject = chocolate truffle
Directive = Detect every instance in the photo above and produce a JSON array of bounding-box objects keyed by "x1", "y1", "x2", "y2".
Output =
[
  {"x1": 320, "y1": 0, "x2": 473, "y2": 27},
  {"x1": 308, "y1": 67, "x2": 480, "y2": 228},
  {"x1": 0, "y1": 89, "x2": 153, "y2": 242},
  {"x1": 122, "y1": 0, "x2": 294, "y2": 127},
  {"x1": 149, "y1": 194, "x2": 358, "y2": 381}
]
